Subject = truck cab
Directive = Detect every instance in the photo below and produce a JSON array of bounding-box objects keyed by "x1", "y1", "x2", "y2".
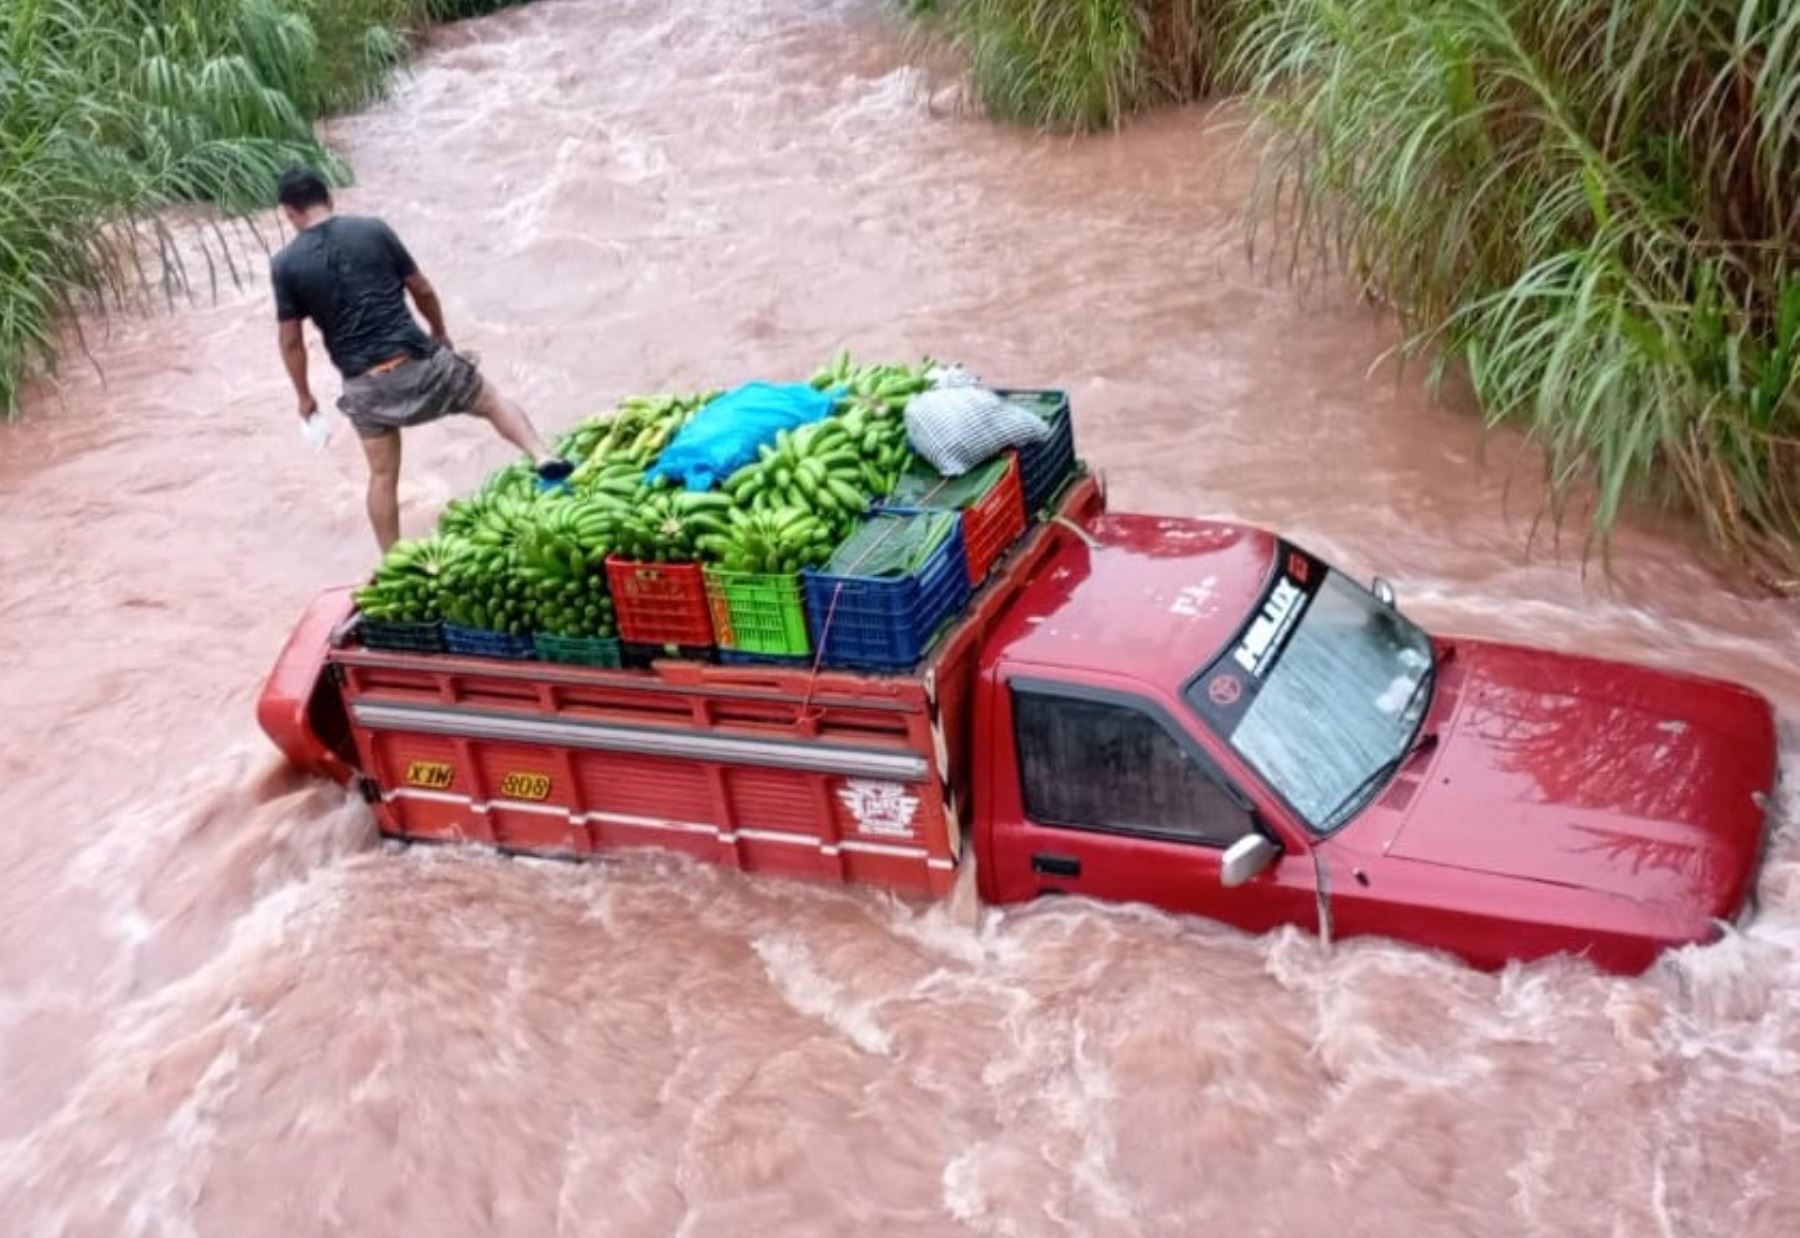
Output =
[
  {"x1": 968, "y1": 512, "x2": 1778, "y2": 973},
  {"x1": 973, "y1": 515, "x2": 1324, "y2": 935}
]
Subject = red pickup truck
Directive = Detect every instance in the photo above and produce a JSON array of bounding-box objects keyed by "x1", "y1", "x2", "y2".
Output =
[{"x1": 261, "y1": 477, "x2": 1779, "y2": 974}]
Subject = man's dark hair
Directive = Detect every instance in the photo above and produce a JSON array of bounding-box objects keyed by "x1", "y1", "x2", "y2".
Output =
[{"x1": 277, "y1": 167, "x2": 332, "y2": 211}]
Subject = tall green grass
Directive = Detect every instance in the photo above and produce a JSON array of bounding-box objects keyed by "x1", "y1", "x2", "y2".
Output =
[
  {"x1": 908, "y1": 0, "x2": 1231, "y2": 130},
  {"x1": 1232, "y1": 1, "x2": 1800, "y2": 583},
  {"x1": 0, "y1": 0, "x2": 524, "y2": 417}
]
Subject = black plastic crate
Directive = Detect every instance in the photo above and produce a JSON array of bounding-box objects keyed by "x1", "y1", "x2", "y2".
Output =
[
  {"x1": 999, "y1": 388, "x2": 1077, "y2": 516},
  {"x1": 803, "y1": 512, "x2": 972, "y2": 672},
  {"x1": 359, "y1": 618, "x2": 445, "y2": 654},
  {"x1": 443, "y1": 623, "x2": 537, "y2": 661},
  {"x1": 620, "y1": 641, "x2": 719, "y2": 669}
]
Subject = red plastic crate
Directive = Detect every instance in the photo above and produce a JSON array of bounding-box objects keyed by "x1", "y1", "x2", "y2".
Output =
[
  {"x1": 960, "y1": 455, "x2": 1028, "y2": 586},
  {"x1": 604, "y1": 555, "x2": 715, "y2": 648}
]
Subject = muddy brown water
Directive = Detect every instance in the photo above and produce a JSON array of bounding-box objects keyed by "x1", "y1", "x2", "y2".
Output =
[{"x1": 1, "y1": 1, "x2": 1797, "y2": 1234}]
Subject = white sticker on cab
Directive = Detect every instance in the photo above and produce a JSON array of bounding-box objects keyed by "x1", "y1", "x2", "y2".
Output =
[{"x1": 1169, "y1": 575, "x2": 1219, "y2": 619}]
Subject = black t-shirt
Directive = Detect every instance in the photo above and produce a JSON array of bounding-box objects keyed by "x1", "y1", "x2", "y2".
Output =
[{"x1": 272, "y1": 215, "x2": 434, "y2": 379}]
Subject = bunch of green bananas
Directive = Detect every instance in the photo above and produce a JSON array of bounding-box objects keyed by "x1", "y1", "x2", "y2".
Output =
[
  {"x1": 700, "y1": 507, "x2": 838, "y2": 575},
  {"x1": 719, "y1": 414, "x2": 906, "y2": 537},
  {"x1": 436, "y1": 493, "x2": 540, "y2": 634},
  {"x1": 439, "y1": 541, "x2": 533, "y2": 635},
  {"x1": 569, "y1": 391, "x2": 719, "y2": 479},
  {"x1": 356, "y1": 537, "x2": 453, "y2": 623},
  {"x1": 457, "y1": 491, "x2": 535, "y2": 549},
  {"x1": 553, "y1": 417, "x2": 610, "y2": 464},
  {"x1": 516, "y1": 496, "x2": 620, "y2": 639},
  {"x1": 833, "y1": 401, "x2": 914, "y2": 494},
  {"x1": 809, "y1": 350, "x2": 933, "y2": 419},
  {"x1": 571, "y1": 457, "x2": 646, "y2": 507},
  {"x1": 611, "y1": 484, "x2": 737, "y2": 563},
  {"x1": 437, "y1": 462, "x2": 541, "y2": 537}
]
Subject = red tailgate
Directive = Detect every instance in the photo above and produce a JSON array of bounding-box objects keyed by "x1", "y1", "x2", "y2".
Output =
[{"x1": 335, "y1": 653, "x2": 960, "y2": 896}]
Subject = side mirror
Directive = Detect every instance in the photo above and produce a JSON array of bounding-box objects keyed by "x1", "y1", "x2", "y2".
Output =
[
  {"x1": 1221, "y1": 832, "x2": 1280, "y2": 887},
  {"x1": 1372, "y1": 576, "x2": 1397, "y2": 608}
]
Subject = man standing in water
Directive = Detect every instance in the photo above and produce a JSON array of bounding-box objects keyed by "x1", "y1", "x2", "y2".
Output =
[{"x1": 271, "y1": 167, "x2": 570, "y2": 549}]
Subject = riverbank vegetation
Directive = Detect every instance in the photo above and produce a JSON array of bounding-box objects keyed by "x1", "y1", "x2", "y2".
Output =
[
  {"x1": 0, "y1": 0, "x2": 522, "y2": 416},
  {"x1": 1235, "y1": 1, "x2": 1800, "y2": 586},
  {"x1": 912, "y1": 0, "x2": 1800, "y2": 585},
  {"x1": 901, "y1": 0, "x2": 1230, "y2": 130}
]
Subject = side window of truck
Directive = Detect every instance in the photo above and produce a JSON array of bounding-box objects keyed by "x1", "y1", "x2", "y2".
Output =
[{"x1": 1011, "y1": 687, "x2": 1252, "y2": 846}]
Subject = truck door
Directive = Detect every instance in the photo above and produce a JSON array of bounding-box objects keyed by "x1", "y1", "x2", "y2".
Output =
[{"x1": 984, "y1": 677, "x2": 1318, "y2": 935}]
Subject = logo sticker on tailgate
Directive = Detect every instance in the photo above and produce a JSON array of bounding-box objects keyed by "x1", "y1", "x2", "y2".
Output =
[
  {"x1": 405, "y1": 760, "x2": 455, "y2": 790},
  {"x1": 837, "y1": 780, "x2": 921, "y2": 839},
  {"x1": 499, "y1": 771, "x2": 553, "y2": 802}
]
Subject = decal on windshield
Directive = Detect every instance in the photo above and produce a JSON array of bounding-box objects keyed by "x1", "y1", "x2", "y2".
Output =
[
  {"x1": 1207, "y1": 672, "x2": 1243, "y2": 707},
  {"x1": 1233, "y1": 576, "x2": 1308, "y2": 678},
  {"x1": 1189, "y1": 541, "x2": 1326, "y2": 733}
]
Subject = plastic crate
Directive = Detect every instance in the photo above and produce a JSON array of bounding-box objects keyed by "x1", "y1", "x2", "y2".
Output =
[
  {"x1": 443, "y1": 623, "x2": 537, "y2": 660},
  {"x1": 803, "y1": 514, "x2": 971, "y2": 671},
  {"x1": 621, "y1": 642, "x2": 717, "y2": 668},
  {"x1": 532, "y1": 631, "x2": 623, "y2": 668},
  {"x1": 359, "y1": 618, "x2": 445, "y2": 654},
  {"x1": 605, "y1": 556, "x2": 715, "y2": 648},
  {"x1": 999, "y1": 389, "x2": 1077, "y2": 516},
  {"x1": 705, "y1": 567, "x2": 812, "y2": 658},
  {"x1": 890, "y1": 456, "x2": 1026, "y2": 587},
  {"x1": 963, "y1": 455, "x2": 1027, "y2": 585},
  {"x1": 718, "y1": 648, "x2": 813, "y2": 668}
]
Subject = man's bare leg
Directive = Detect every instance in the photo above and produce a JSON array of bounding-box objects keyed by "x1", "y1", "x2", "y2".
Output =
[
  {"x1": 360, "y1": 430, "x2": 403, "y2": 551},
  {"x1": 469, "y1": 378, "x2": 556, "y2": 467}
]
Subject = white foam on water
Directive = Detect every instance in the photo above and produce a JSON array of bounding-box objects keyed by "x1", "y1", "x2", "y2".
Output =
[
  {"x1": 751, "y1": 934, "x2": 893, "y2": 1056},
  {"x1": 939, "y1": 1147, "x2": 1023, "y2": 1238}
]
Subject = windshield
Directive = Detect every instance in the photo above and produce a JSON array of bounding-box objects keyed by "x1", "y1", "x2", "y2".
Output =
[{"x1": 1187, "y1": 555, "x2": 1433, "y2": 835}]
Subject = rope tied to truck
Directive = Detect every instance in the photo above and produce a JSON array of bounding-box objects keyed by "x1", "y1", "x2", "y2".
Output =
[{"x1": 797, "y1": 512, "x2": 959, "y2": 720}]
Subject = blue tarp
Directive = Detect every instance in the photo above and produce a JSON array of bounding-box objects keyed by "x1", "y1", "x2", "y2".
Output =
[{"x1": 646, "y1": 381, "x2": 839, "y2": 491}]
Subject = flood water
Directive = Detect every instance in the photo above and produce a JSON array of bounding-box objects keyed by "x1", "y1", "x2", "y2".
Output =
[{"x1": 1, "y1": 0, "x2": 1796, "y2": 1233}]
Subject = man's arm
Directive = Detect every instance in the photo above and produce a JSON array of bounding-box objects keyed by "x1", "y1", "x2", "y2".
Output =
[
  {"x1": 404, "y1": 271, "x2": 450, "y2": 347},
  {"x1": 271, "y1": 258, "x2": 315, "y2": 419},
  {"x1": 278, "y1": 319, "x2": 316, "y2": 419},
  {"x1": 378, "y1": 221, "x2": 450, "y2": 347}
]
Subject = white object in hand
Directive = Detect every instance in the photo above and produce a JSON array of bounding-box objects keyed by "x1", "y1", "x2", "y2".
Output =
[{"x1": 300, "y1": 408, "x2": 332, "y2": 452}]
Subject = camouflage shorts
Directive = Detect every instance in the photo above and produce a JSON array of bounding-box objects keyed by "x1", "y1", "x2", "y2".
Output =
[{"x1": 338, "y1": 347, "x2": 484, "y2": 439}]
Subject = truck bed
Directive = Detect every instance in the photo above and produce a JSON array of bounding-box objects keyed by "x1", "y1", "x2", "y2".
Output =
[{"x1": 264, "y1": 477, "x2": 1102, "y2": 896}]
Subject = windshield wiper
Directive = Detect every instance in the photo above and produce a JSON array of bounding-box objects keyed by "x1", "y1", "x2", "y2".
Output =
[
  {"x1": 1320, "y1": 726, "x2": 1440, "y2": 833},
  {"x1": 1397, "y1": 650, "x2": 1437, "y2": 726}
]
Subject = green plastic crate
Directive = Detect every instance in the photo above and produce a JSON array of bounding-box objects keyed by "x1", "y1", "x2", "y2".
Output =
[
  {"x1": 704, "y1": 567, "x2": 811, "y2": 658},
  {"x1": 532, "y1": 631, "x2": 623, "y2": 668}
]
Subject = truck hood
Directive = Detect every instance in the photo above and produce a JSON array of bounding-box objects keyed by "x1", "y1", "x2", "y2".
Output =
[{"x1": 1379, "y1": 640, "x2": 1776, "y2": 919}]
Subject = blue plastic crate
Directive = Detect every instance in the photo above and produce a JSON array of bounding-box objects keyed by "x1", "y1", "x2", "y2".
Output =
[
  {"x1": 717, "y1": 648, "x2": 813, "y2": 669},
  {"x1": 803, "y1": 514, "x2": 972, "y2": 672},
  {"x1": 999, "y1": 389, "x2": 1077, "y2": 516},
  {"x1": 443, "y1": 623, "x2": 537, "y2": 661},
  {"x1": 359, "y1": 618, "x2": 445, "y2": 654}
]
